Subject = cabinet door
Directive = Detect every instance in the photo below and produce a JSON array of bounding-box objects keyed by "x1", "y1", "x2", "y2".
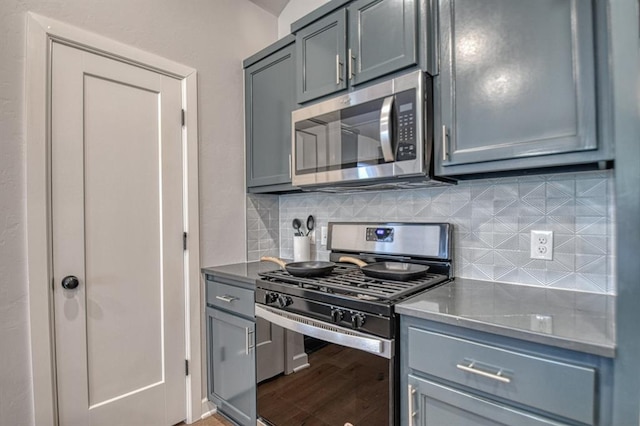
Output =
[
  {"x1": 206, "y1": 307, "x2": 255, "y2": 426},
  {"x1": 407, "y1": 375, "x2": 568, "y2": 426},
  {"x1": 437, "y1": 0, "x2": 597, "y2": 174},
  {"x1": 245, "y1": 43, "x2": 296, "y2": 190},
  {"x1": 296, "y1": 9, "x2": 347, "y2": 103},
  {"x1": 349, "y1": 0, "x2": 418, "y2": 86}
]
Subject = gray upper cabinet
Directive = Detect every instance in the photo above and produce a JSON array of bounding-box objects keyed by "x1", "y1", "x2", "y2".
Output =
[
  {"x1": 295, "y1": 0, "x2": 419, "y2": 103},
  {"x1": 348, "y1": 0, "x2": 418, "y2": 86},
  {"x1": 244, "y1": 36, "x2": 297, "y2": 193},
  {"x1": 435, "y1": 0, "x2": 608, "y2": 176},
  {"x1": 296, "y1": 9, "x2": 348, "y2": 103}
]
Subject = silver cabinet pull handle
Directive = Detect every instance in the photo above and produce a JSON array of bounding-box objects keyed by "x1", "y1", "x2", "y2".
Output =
[
  {"x1": 215, "y1": 295, "x2": 237, "y2": 303},
  {"x1": 442, "y1": 125, "x2": 449, "y2": 162},
  {"x1": 245, "y1": 327, "x2": 250, "y2": 355},
  {"x1": 408, "y1": 384, "x2": 417, "y2": 426},
  {"x1": 456, "y1": 361, "x2": 511, "y2": 383},
  {"x1": 348, "y1": 48, "x2": 355, "y2": 80},
  {"x1": 288, "y1": 154, "x2": 292, "y2": 179}
]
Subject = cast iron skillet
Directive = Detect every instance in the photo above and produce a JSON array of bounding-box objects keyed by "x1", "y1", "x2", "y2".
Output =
[
  {"x1": 339, "y1": 256, "x2": 429, "y2": 281},
  {"x1": 260, "y1": 256, "x2": 336, "y2": 278}
]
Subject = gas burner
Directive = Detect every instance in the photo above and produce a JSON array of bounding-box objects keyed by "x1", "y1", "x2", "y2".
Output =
[{"x1": 259, "y1": 266, "x2": 448, "y2": 302}]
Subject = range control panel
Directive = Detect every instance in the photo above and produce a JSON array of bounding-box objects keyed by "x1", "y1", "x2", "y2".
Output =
[{"x1": 366, "y1": 227, "x2": 394, "y2": 242}]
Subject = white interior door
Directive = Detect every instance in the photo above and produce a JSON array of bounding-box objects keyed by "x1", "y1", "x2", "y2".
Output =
[{"x1": 51, "y1": 42, "x2": 186, "y2": 426}]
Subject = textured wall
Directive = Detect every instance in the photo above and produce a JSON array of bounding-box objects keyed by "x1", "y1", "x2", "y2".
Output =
[
  {"x1": 248, "y1": 170, "x2": 616, "y2": 294},
  {"x1": 0, "y1": 1, "x2": 276, "y2": 424}
]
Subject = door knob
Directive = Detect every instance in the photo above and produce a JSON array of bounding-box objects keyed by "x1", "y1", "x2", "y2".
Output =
[{"x1": 61, "y1": 275, "x2": 79, "y2": 290}]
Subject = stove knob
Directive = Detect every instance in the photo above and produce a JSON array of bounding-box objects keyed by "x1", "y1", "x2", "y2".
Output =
[
  {"x1": 351, "y1": 313, "x2": 366, "y2": 329},
  {"x1": 265, "y1": 292, "x2": 279, "y2": 304},
  {"x1": 330, "y1": 308, "x2": 344, "y2": 323},
  {"x1": 277, "y1": 295, "x2": 293, "y2": 308}
]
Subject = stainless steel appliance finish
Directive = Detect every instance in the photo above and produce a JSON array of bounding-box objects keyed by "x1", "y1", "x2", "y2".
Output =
[
  {"x1": 329, "y1": 222, "x2": 452, "y2": 260},
  {"x1": 255, "y1": 222, "x2": 453, "y2": 426},
  {"x1": 291, "y1": 71, "x2": 450, "y2": 190}
]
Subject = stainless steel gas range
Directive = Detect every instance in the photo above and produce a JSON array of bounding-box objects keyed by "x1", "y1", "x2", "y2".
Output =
[{"x1": 255, "y1": 222, "x2": 453, "y2": 426}]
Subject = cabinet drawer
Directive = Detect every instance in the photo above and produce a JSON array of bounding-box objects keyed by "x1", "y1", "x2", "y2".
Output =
[
  {"x1": 206, "y1": 280, "x2": 254, "y2": 317},
  {"x1": 408, "y1": 328, "x2": 595, "y2": 425}
]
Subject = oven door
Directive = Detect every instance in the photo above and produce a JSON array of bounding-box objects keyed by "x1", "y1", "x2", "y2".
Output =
[{"x1": 255, "y1": 304, "x2": 397, "y2": 426}]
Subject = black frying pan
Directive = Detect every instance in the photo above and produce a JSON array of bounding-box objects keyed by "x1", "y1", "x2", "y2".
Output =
[
  {"x1": 339, "y1": 256, "x2": 429, "y2": 281},
  {"x1": 261, "y1": 256, "x2": 336, "y2": 278}
]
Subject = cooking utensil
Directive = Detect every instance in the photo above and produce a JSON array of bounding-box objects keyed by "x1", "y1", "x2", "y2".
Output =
[
  {"x1": 339, "y1": 256, "x2": 430, "y2": 281},
  {"x1": 261, "y1": 256, "x2": 336, "y2": 277},
  {"x1": 305, "y1": 215, "x2": 315, "y2": 236},
  {"x1": 292, "y1": 218, "x2": 303, "y2": 236}
]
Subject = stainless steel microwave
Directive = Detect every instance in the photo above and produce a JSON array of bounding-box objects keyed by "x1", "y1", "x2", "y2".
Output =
[{"x1": 291, "y1": 70, "x2": 450, "y2": 190}]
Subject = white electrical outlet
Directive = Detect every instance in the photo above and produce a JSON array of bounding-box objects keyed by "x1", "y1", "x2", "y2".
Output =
[
  {"x1": 320, "y1": 226, "x2": 328, "y2": 246},
  {"x1": 530, "y1": 230, "x2": 554, "y2": 260}
]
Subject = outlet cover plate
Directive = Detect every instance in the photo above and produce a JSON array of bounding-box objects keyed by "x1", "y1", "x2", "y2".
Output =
[{"x1": 530, "y1": 230, "x2": 553, "y2": 260}]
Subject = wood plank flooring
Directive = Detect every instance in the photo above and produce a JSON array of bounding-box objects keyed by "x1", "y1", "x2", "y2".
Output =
[
  {"x1": 177, "y1": 413, "x2": 234, "y2": 426},
  {"x1": 257, "y1": 343, "x2": 389, "y2": 426}
]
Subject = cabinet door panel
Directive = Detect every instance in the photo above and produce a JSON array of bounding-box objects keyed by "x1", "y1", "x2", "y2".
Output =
[
  {"x1": 245, "y1": 43, "x2": 296, "y2": 189},
  {"x1": 349, "y1": 0, "x2": 418, "y2": 85},
  {"x1": 207, "y1": 307, "x2": 255, "y2": 426},
  {"x1": 408, "y1": 375, "x2": 568, "y2": 426},
  {"x1": 296, "y1": 9, "x2": 347, "y2": 103},
  {"x1": 438, "y1": 0, "x2": 596, "y2": 169}
]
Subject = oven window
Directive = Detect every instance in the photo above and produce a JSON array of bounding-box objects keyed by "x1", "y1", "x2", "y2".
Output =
[{"x1": 257, "y1": 338, "x2": 391, "y2": 426}]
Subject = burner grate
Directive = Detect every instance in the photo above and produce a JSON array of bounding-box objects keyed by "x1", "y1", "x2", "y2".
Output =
[{"x1": 259, "y1": 265, "x2": 447, "y2": 301}]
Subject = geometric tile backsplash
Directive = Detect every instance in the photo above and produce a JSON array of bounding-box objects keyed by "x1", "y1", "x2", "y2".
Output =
[{"x1": 247, "y1": 170, "x2": 616, "y2": 294}]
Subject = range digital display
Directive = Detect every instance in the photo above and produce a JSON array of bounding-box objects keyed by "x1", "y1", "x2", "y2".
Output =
[{"x1": 366, "y1": 227, "x2": 394, "y2": 242}]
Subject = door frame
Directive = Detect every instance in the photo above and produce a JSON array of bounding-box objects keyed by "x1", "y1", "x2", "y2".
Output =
[{"x1": 25, "y1": 12, "x2": 202, "y2": 426}]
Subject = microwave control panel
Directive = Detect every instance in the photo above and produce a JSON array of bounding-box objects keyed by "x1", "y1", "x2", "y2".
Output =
[{"x1": 395, "y1": 90, "x2": 417, "y2": 161}]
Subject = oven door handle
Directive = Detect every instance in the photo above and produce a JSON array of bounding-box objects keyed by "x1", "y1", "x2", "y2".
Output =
[
  {"x1": 379, "y1": 95, "x2": 395, "y2": 163},
  {"x1": 255, "y1": 305, "x2": 394, "y2": 359}
]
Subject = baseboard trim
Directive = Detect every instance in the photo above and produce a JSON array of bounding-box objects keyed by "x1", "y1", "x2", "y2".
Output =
[{"x1": 201, "y1": 398, "x2": 217, "y2": 420}]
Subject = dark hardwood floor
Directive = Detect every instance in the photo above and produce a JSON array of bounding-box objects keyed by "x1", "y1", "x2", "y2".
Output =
[{"x1": 257, "y1": 343, "x2": 389, "y2": 426}]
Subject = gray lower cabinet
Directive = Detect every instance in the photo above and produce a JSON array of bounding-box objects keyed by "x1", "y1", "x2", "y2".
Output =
[
  {"x1": 205, "y1": 278, "x2": 256, "y2": 425},
  {"x1": 408, "y1": 375, "x2": 568, "y2": 425},
  {"x1": 295, "y1": 0, "x2": 420, "y2": 103},
  {"x1": 244, "y1": 35, "x2": 297, "y2": 193},
  {"x1": 435, "y1": 0, "x2": 611, "y2": 176},
  {"x1": 401, "y1": 317, "x2": 612, "y2": 426},
  {"x1": 206, "y1": 307, "x2": 255, "y2": 426}
]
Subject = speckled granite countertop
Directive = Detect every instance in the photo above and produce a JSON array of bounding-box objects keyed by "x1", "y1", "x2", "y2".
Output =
[
  {"x1": 202, "y1": 261, "x2": 280, "y2": 288},
  {"x1": 396, "y1": 278, "x2": 616, "y2": 358}
]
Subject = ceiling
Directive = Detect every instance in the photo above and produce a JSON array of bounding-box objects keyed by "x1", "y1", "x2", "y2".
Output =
[{"x1": 249, "y1": 0, "x2": 291, "y2": 16}]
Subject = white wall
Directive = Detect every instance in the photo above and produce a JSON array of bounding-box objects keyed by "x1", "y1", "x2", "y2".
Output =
[
  {"x1": 278, "y1": 0, "x2": 329, "y2": 38},
  {"x1": 0, "y1": 1, "x2": 277, "y2": 424}
]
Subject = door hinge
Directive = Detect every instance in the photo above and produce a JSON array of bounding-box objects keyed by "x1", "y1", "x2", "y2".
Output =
[
  {"x1": 185, "y1": 359, "x2": 189, "y2": 376},
  {"x1": 181, "y1": 109, "x2": 185, "y2": 127},
  {"x1": 183, "y1": 232, "x2": 188, "y2": 250}
]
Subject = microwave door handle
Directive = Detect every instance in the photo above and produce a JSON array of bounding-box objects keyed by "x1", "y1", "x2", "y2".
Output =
[{"x1": 379, "y1": 96, "x2": 395, "y2": 162}]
